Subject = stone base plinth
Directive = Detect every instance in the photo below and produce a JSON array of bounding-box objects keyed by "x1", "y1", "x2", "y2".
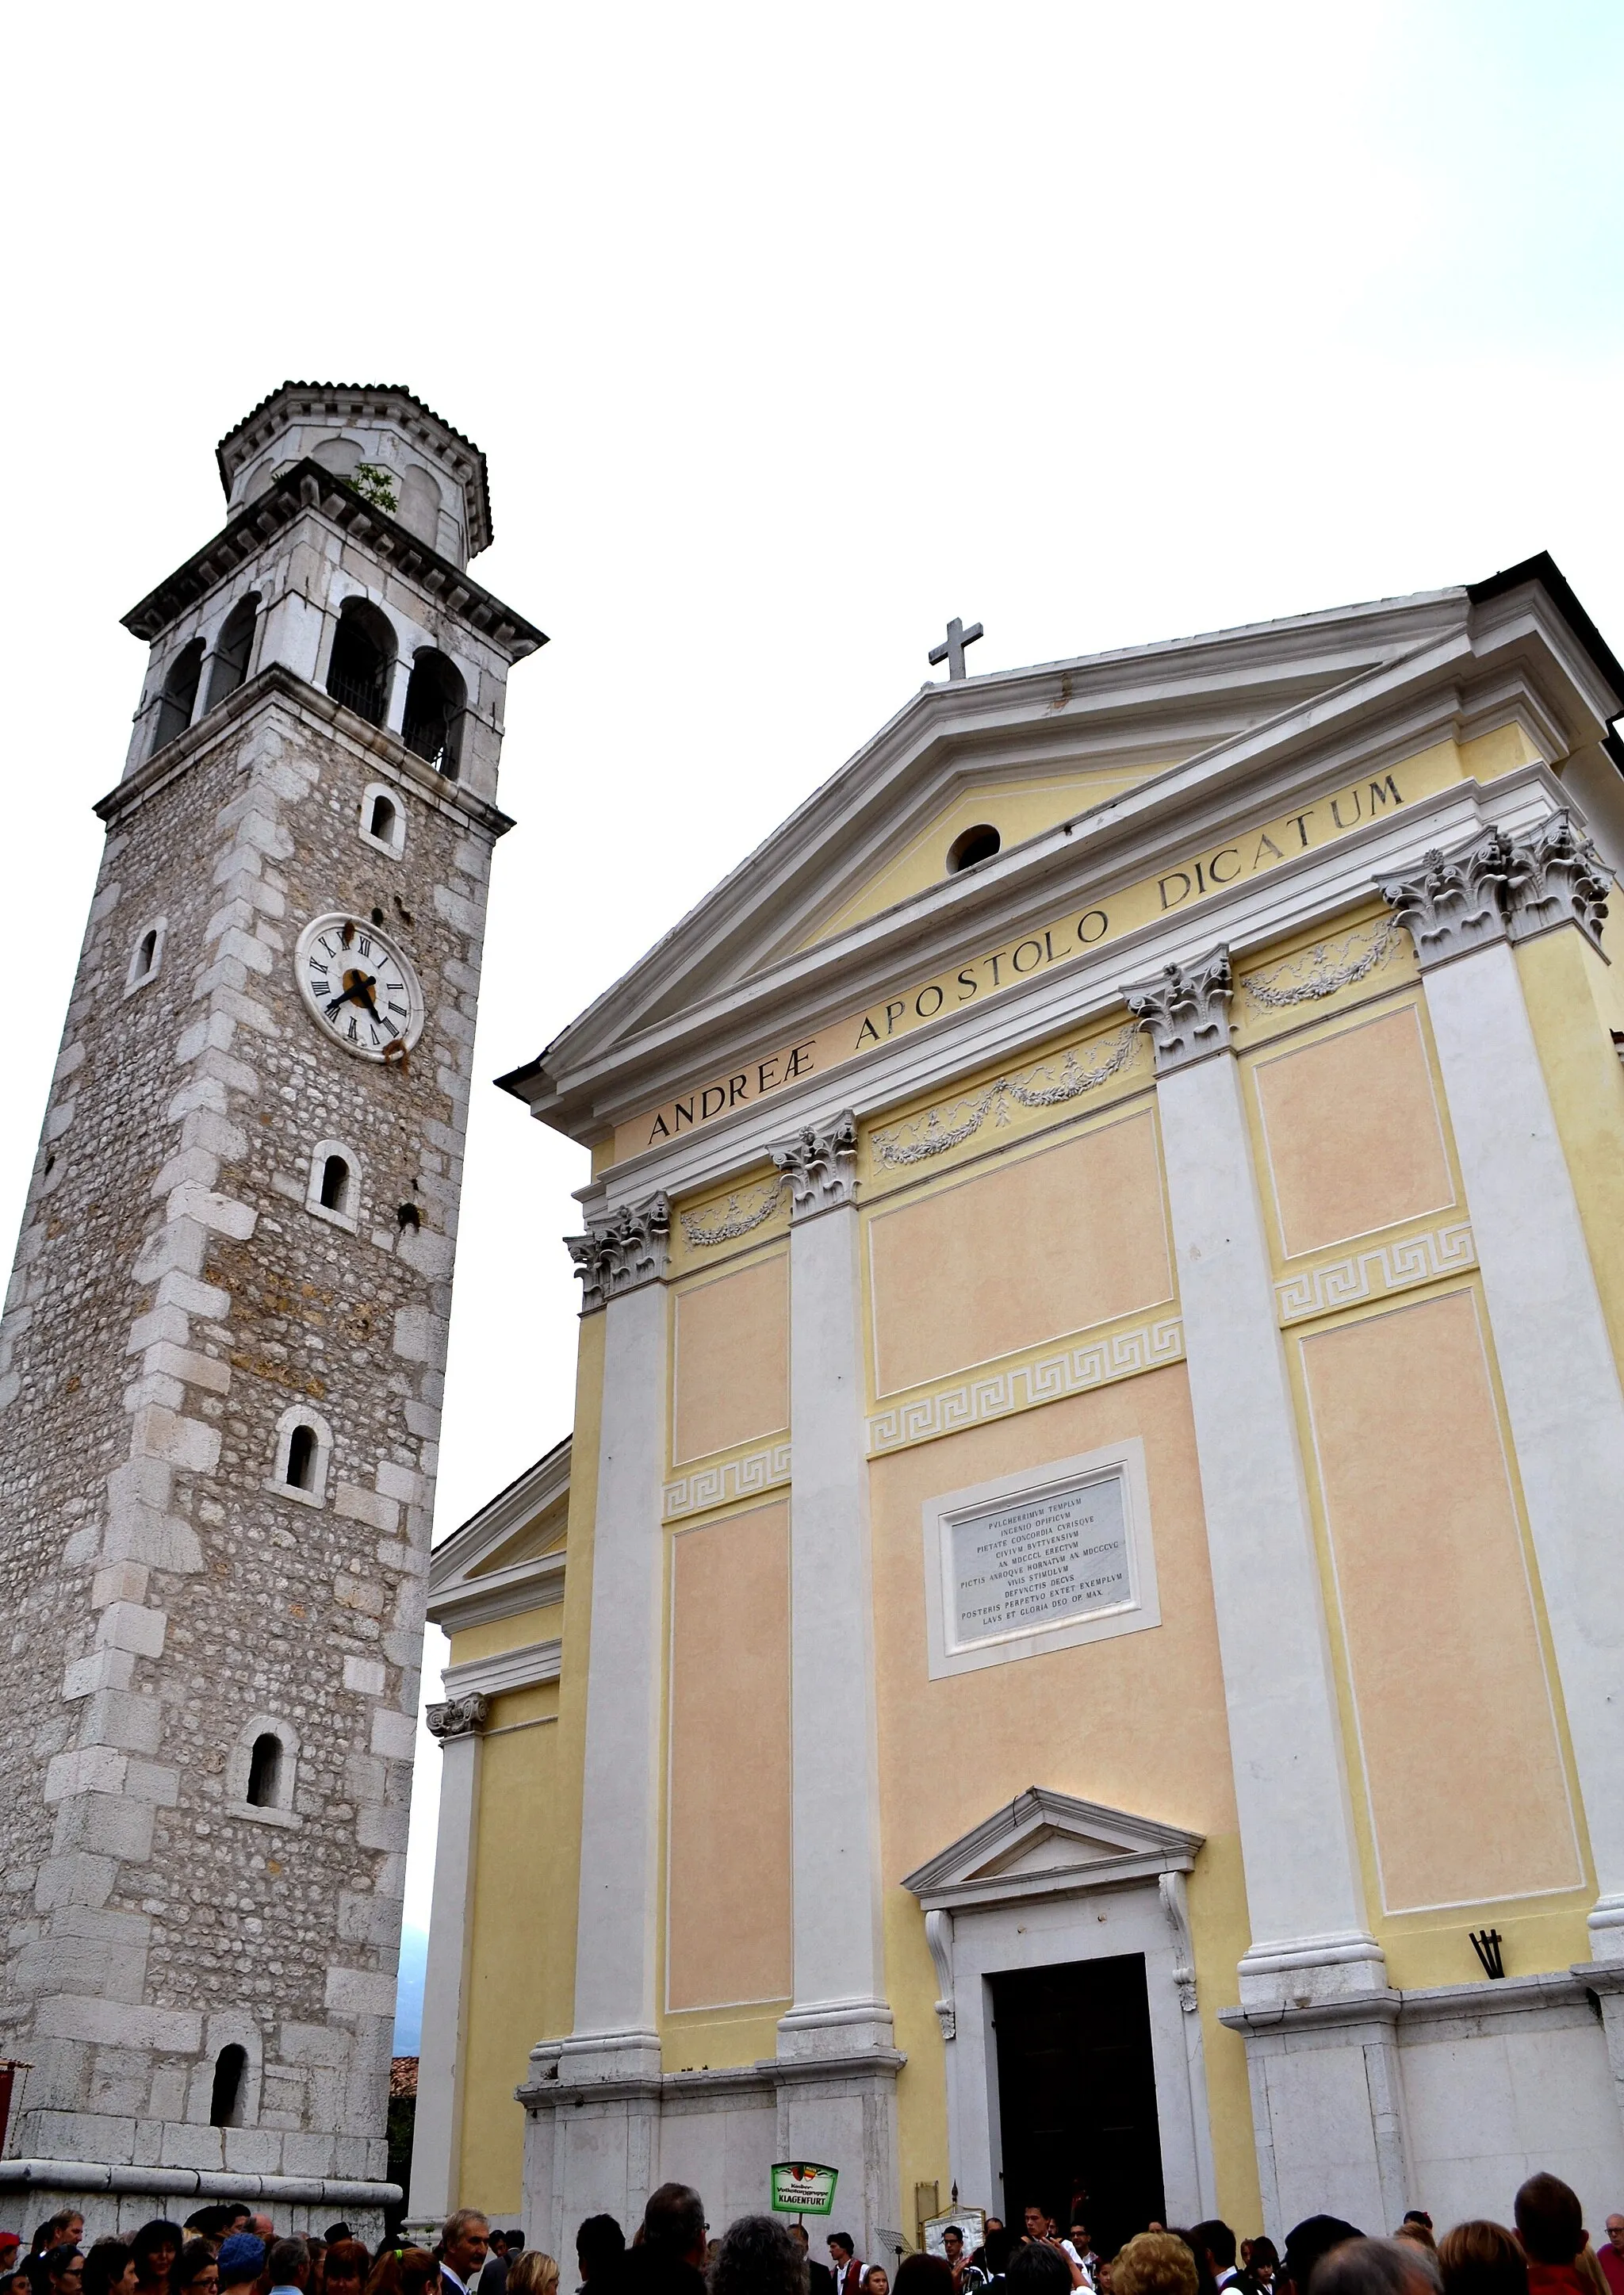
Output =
[{"x1": 0, "y1": 2159, "x2": 400, "y2": 2244}]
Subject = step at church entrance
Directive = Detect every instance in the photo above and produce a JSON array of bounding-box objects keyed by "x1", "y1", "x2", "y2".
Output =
[{"x1": 990, "y1": 1952, "x2": 1166, "y2": 2258}]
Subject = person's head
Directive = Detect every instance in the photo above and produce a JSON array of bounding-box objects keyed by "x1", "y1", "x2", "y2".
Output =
[
  {"x1": 1606, "y1": 2224, "x2": 1624, "y2": 2261},
  {"x1": 1193, "y1": 2231, "x2": 1237, "y2": 2279},
  {"x1": 640, "y1": 2189, "x2": 705, "y2": 2272},
  {"x1": 4, "y1": 2270, "x2": 33, "y2": 2295},
  {"x1": 894, "y1": 2262, "x2": 954, "y2": 2295},
  {"x1": 1114, "y1": 2236, "x2": 1201, "y2": 2295},
  {"x1": 1514, "y1": 2180, "x2": 1584, "y2": 2270},
  {"x1": 787, "y1": 2231, "x2": 809, "y2": 2257},
  {"x1": 1435, "y1": 2223, "x2": 1526, "y2": 2295},
  {"x1": 0, "y1": 2240, "x2": 21, "y2": 2276},
  {"x1": 441, "y1": 2220, "x2": 490, "y2": 2286},
  {"x1": 83, "y1": 2246, "x2": 138, "y2": 2295},
  {"x1": 983, "y1": 2234, "x2": 1017, "y2": 2281},
  {"x1": 1281, "y1": 2222, "x2": 1364, "y2": 2295},
  {"x1": 505, "y1": 2258, "x2": 556, "y2": 2295},
  {"x1": 172, "y1": 2244, "x2": 218, "y2": 2295},
  {"x1": 45, "y1": 2250, "x2": 85, "y2": 2295},
  {"x1": 1071, "y1": 2231, "x2": 1091, "y2": 2260},
  {"x1": 1022, "y1": 2215, "x2": 1053, "y2": 2246},
  {"x1": 215, "y1": 2239, "x2": 265, "y2": 2295},
  {"x1": 1249, "y1": 2245, "x2": 1279, "y2": 2288},
  {"x1": 362, "y1": 2248, "x2": 438, "y2": 2295},
  {"x1": 863, "y1": 2273, "x2": 890, "y2": 2295},
  {"x1": 831, "y1": 2242, "x2": 856, "y2": 2270},
  {"x1": 574, "y1": 2221, "x2": 624, "y2": 2289},
  {"x1": 324, "y1": 2243, "x2": 370, "y2": 2295},
  {"x1": 266, "y1": 2243, "x2": 308, "y2": 2295},
  {"x1": 1394, "y1": 2234, "x2": 1434, "y2": 2259},
  {"x1": 506, "y1": 2245, "x2": 524, "y2": 2262},
  {"x1": 49, "y1": 2222, "x2": 85, "y2": 2257},
  {"x1": 712, "y1": 2219, "x2": 806, "y2": 2295},
  {"x1": 1309, "y1": 2240, "x2": 1440, "y2": 2295},
  {"x1": 944, "y1": 2236, "x2": 965, "y2": 2265},
  {"x1": 1005, "y1": 2248, "x2": 1069, "y2": 2295},
  {"x1": 132, "y1": 2226, "x2": 183, "y2": 2290}
]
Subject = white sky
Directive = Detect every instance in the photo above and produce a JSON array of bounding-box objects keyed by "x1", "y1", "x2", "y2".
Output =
[{"x1": 2, "y1": 2, "x2": 1620, "y2": 1997}]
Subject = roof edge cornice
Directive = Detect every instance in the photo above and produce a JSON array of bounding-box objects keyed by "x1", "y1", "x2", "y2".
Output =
[{"x1": 122, "y1": 459, "x2": 546, "y2": 653}]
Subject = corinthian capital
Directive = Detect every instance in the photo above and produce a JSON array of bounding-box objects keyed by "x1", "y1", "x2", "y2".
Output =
[
  {"x1": 565, "y1": 1191, "x2": 671, "y2": 1312},
  {"x1": 1377, "y1": 831, "x2": 1512, "y2": 968},
  {"x1": 770, "y1": 1109, "x2": 858, "y2": 1217},
  {"x1": 1121, "y1": 946, "x2": 1233, "y2": 1073},
  {"x1": 427, "y1": 1693, "x2": 488, "y2": 1741},
  {"x1": 1503, "y1": 812, "x2": 1610, "y2": 948}
]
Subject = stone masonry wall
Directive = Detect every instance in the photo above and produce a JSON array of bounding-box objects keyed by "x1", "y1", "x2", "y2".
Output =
[{"x1": 0, "y1": 679, "x2": 500, "y2": 2191}]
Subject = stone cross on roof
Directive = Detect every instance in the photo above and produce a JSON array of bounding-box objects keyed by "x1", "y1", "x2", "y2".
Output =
[{"x1": 929, "y1": 615, "x2": 983, "y2": 680}]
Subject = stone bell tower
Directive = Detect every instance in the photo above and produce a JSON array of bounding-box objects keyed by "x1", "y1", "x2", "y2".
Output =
[{"x1": 0, "y1": 385, "x2": 543, "y2": 2231}]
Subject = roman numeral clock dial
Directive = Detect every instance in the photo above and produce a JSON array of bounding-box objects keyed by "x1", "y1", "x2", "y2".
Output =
[{"x1": 296, "y1": 912, "x2": 425, "y2": 1063}]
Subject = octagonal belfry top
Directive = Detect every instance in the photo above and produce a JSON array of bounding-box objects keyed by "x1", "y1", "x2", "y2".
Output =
[{"x1": 216, "y1": 380, "x2": 493, "y2": 565}]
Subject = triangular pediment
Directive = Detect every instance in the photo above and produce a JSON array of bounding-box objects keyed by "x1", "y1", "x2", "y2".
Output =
[
  {"x1": 901, "y1": 1786, "x2": 1204, "y2": 1910},
  {"x1": 427, "y1": 1435, "x2": 571, "y2": 1635},
  {"x1": 502, "y1": 561, "x2": 1621, "y2": 1151}
]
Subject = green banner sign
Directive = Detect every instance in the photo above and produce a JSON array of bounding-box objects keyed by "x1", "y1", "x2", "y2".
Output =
[{"x1": 771, "y1": 2162, "x2": 838, "y2": 2216}]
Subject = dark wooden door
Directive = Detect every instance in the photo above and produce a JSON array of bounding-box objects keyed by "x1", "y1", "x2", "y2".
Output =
[{"x1": 990, "y1": 1952, "x2": 1166, "y2": 2257}]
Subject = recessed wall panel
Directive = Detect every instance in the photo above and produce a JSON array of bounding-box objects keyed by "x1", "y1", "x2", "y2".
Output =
[
  {"x1": 667, "y1": 1501, "x2": 792, "y2": 2010},
  {"x1": 672, "y1": 1254, "x2": 789, "y2": 1464},
  {"x1": 1301, "y1": 1291, "x2": 1580, "y2": 1912},
  {"x1": 1254, "y1": 1006, "x2": 1454, "y2": 1258},
  {"x1": 869, "y1": 1110, "x2": 1171, "y2": 1396}
]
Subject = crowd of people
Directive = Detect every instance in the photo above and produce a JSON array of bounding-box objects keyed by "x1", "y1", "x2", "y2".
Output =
[{"x1": 0, "y1": 2173, "x2": 1620, "y2": 2295}]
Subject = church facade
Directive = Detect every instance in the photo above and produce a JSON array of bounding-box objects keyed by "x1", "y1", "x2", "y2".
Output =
[
  {"x1": 0, "y1": 387, "x2": 540, "y2": 2231},
  {"x1": 419, "y1": 560, "x2": 1624, "y2": 2251}
]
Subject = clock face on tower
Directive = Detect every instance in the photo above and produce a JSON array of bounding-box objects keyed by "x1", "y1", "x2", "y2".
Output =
[{"x1": 295, "y1": 912, "x2": 425, "y2": 1062}]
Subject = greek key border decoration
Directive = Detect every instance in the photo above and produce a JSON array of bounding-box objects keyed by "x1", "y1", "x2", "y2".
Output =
[
  {"x1": 867, "y1": 1316, "x2": 1184, "y2": 1454},
  {"x1": 1240, "y1": 917, "x2": 1404, "y2": 1012},
  {"x1": 871, "y1": 1025, "x2": 1144, "y2": 1170},
  {"x1": 664, "y1": 1439, "x2": 792, "y2": 1521},
  {"x1": 1275, "y1": 1220, "x2": 1476, "y2": 1324}
]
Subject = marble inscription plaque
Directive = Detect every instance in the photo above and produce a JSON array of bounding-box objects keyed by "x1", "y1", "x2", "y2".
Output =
[{"x1": 949, "y1": 1473, "x2": 1132, "y2": 1649}]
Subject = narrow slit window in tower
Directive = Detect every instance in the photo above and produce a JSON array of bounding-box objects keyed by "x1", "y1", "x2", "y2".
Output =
[
  {"x1": 401, "y1": 651, "x2": 467, "y2": 777},
  {"x1": 150, "y1": 638, "x2": 205, "y2": 756},
  {"x1": 136, "y1": 929, "x2": 158, "y2": 979},
  {"x1": 319, "y1": 1154, "x2": 350, "y2": 1213},
  {"x1": 205, "y1": 593, "x2": 260, "y2": 711},
  {"x1": 326, "y1": 600, "x2": 395, "y2": 727},
  {"x1": 246, "y1": 1733, "x2": 282, "y2": 1808},
  {"x1": 285, "y1": 1423, "x2": 317, "y2": 1491},
  {"x1": 209, "y1": 2043, "x2": 248, "y2": 2127},
  {"x1": 370, "y1": 792, "x2": 397, "y2": 844}
]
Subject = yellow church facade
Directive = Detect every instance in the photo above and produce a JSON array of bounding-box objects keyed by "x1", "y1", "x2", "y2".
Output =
[{"x1": 412, "y1": 558, "x2": 1624, "y2": 2254}]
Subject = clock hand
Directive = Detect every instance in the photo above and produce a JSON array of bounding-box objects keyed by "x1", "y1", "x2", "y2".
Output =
[{"x1": 325, "y1": 970, "x2": 379, "y2": 1017}]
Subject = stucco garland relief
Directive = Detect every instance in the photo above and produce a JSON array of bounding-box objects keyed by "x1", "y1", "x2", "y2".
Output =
[
  {"x1": 664, "y1": 1438, "x2": 792, "y2": 1521},
  {"x1": 867, "y1": 1315, "x2": 1184, "y2": 1455},
  {"x1": 1239, "y1": 916, "x2": 1403, "y2": 1012},
  {"x1": 870, "y1": 1023, "x2": 1144, "y2": 1169},
  {"x1": 1274, "y1": 1220, "x2": 1477, "y2": 1324},
  {"x1": 678, "y1": 1173, "x2": 787, "y2": 1248}
]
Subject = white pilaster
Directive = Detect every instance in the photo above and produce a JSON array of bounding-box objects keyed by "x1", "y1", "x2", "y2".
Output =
[
  {"x1": 1127, "y1": 948, "x2": 1403, "y2": 2239},
  {"x1": 568, "y1": 1269, "x2": 669, "y2": 2074},
  {"x1": 408, "y1": 1699, "x2": 487, "y2": 2220},
  {"x1": 773, "y1": 1113, "x2": 900, "y2": 2255},
  {"x1": 1125, "y1": 952, "x2": 1377, "y2": 1986},
  {"x1": 1401, "y1": 895, "x2": 1624, "y2": 1956}
]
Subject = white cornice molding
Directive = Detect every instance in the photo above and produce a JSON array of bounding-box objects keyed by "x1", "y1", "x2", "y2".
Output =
[
  {"x1": 527, "y1": 639, "x2": 1591, "y2": 1143},
  {"x1": 521, "y1": 577, "x2": 1619, "y2": 1132},
  {"x1": 427, "y1": 1436, "x2": 571, "y2": 1633},
  {"x1": 441, "y1": 1639, "x2": 561, "y2": 1701},
  {"x1": 902, "y1": 1785, "x2": 1204, "y2": 1914},
  {"x1": 580, "y1": 761, "x2": 1571, "y2": 1214},
  {"x1": 427, "y1": 1551, "x2": 566, "y2": 1636}
]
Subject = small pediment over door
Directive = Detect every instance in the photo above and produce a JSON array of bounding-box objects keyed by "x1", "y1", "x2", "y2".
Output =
[{"x1": 901, "y1": 1786, "x2": 1204, "y2": 1912}]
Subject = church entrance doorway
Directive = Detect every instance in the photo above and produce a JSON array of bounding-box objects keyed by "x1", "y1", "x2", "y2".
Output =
[{"x1": 990, "y1": 1952, "x2": 1166, "y2": 2257}]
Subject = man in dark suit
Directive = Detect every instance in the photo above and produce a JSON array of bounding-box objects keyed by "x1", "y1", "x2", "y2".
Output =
[{"x1": 787, "y1": 2227, "x2": 833, "y2": 2295}]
